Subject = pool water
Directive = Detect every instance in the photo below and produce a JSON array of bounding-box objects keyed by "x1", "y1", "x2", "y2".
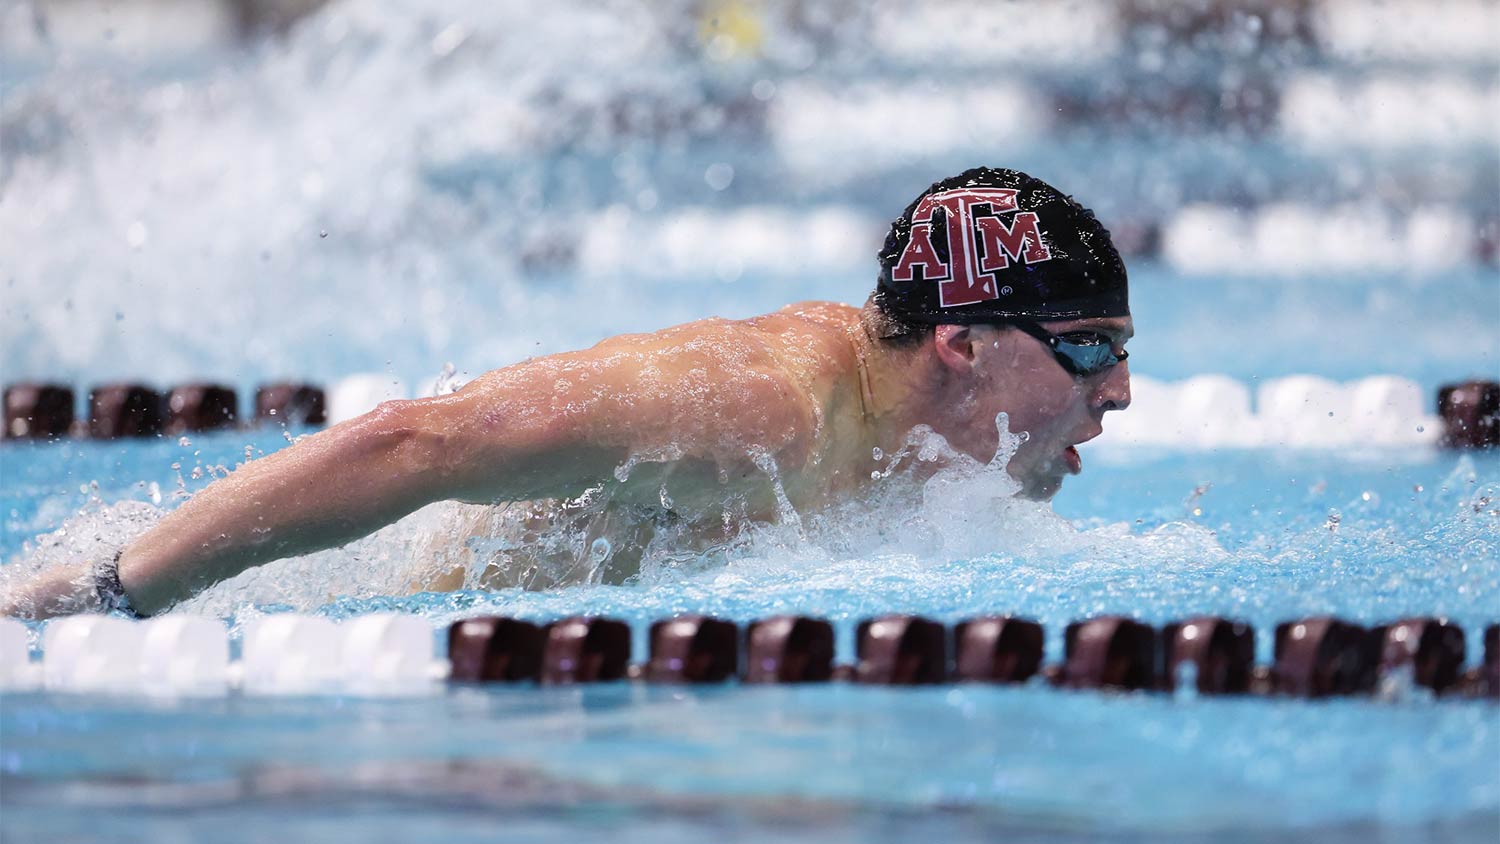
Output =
[
  {"x1": 4, "y1": 0, "x2": 1499, "y2": 839},
  {"x1": 2, "y1": 430, "x2": 1497, "y2": 843}
]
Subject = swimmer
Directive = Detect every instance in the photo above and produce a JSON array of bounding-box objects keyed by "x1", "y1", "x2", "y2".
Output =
[{"x1": 2, "y1": 167, "x2": 1132, "y2": 619}]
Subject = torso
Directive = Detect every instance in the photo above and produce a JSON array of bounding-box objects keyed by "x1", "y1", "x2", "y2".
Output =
[{"x1": 423, "y1": 301, "x2": 879, "y2": 589}]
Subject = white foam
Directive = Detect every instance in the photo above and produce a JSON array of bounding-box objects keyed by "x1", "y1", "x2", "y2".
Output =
[{"x1": 328, "y1": 374, "x2": 409, "y2": 426}]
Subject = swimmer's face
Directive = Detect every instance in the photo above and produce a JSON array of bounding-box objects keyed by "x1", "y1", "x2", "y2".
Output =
[{"x1": 935, "y1": 316, "x2": 1133, "y2": 499}]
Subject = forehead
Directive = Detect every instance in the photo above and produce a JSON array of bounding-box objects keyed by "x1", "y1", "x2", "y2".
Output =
[{"x1": 1037, "y1": 316, "x2": 1134, "y2": 341}]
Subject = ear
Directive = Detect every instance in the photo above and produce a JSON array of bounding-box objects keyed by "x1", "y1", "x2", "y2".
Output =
[{"x1": 932, "y1": 324, "x2": 979, "y2": 373}]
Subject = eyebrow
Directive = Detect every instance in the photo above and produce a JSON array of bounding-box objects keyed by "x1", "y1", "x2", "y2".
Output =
[{"x1": 1057, "y1": 320, "x2": 1133, "y2": 343}]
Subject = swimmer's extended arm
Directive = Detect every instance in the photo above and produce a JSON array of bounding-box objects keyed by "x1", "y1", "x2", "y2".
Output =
[
  {"x1": 1, "y1": 365, "x2": 620, "y2": 618},
  {"x1": 3, "y1": 337, "x2": 807, "y2": 618},
  {"x1": 151, "y1": 368, "x2": 640, "y2": 615}
]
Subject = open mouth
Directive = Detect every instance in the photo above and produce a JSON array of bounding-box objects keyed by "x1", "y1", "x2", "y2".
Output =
[{"x1": 1063, "y1": 445, "x2": 1082, "y2": 475}]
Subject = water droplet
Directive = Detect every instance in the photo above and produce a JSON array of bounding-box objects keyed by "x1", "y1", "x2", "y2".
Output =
[
  {"x1": 178, "y1": 436, "x2": 192, "y2": 447},
  {"x1": 319, "y1": 230, "x2": 328, "y2": 238},
  {"x1": 704, "y1": 162, "x2": 735, "y2": 191}
]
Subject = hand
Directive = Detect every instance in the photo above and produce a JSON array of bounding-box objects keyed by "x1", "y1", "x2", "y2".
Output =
[{"x1": 0, "y1": 559, "x2": 98, "y2": 619}]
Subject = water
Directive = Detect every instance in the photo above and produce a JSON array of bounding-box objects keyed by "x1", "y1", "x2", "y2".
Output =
[
  {"x1": 1, "y1": 685, "x2": 1496, "y2": 843},
  {"x1": 2, "y1": 432, "x2": 1498, "y2": 841},
  {"x1": 3, "y1": 0, "x2": 1499, "y2": 840},
  {"x1": 2, "y1": 1, "x2": 1496, "y2": 389}
]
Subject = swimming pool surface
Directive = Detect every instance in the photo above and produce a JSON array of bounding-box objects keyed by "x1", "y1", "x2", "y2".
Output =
[
  {"x1": 2, "y1": 431, "x2": 1497, "y2": 843},
  {"x1": 4, "y1": 0, "x2": 1499, "y2": 839}
]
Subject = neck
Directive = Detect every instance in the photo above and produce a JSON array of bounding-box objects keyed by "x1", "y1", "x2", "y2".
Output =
[{"x1": 848, "y1": 322, "x2": 939, "y2": 457}]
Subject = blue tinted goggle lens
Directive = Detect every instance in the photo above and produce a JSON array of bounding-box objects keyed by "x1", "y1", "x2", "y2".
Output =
[
  {"x1": 1013, "y1": 322, "x2": 1127, "y2": 377},
  {"x1": 1054, "y1": 334, "x2": 1125, "y2": 376}
]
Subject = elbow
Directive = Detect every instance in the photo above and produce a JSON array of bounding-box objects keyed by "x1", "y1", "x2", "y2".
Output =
[{"x1": 356, "y1": 398, "x2": 460, "y2": 476}]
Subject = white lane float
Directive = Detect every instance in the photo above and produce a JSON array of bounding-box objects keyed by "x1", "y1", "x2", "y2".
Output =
[
  {"x1": 1348, "y1": 375, "x2": 1438, "y2": 446},
  {"x1": 339, "y1": 613, "x2": 441, "y2": 694},
  {"x1": 139, "y1": 615, "x2": 230, "y2": 694},
  {"x1": 1257, "y1": 375, "x2": 1348, "y2": 447},
  {"x1": 0, "y1": 617, "x2": 37, "y2": 690},
  {"x1": 241, "y1": 614, "x2": 343, "y2": 694},
  {"x1": 43, "y1": 615, "x2": 145, "y2": 693},
  {"x1": 1094, "y1": 374, "x2": 1438, "y2": 449},
  {"x1": 327, "y1": 374, "x2": 409, "y2": 425},
  {"x1": 23, "y1": 613, "x2": 444, "y2": 697},
  {"x1": 1175, "y1": 375, "x2": 1257, "y2": 448}
]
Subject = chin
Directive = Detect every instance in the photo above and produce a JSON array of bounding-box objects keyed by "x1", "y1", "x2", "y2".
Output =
[{"x1": 1019, "y1": 473, "x2": 1064, "y2": 501}]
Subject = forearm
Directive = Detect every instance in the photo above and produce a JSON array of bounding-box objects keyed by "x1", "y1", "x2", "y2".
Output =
[{"x1": 118, "y1": 406, "x2": 452, "y2": 614}]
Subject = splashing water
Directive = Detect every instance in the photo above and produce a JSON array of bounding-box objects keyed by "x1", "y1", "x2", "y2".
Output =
[{"x1": 7, "y1": 412, "x2": 1493, "y2": 663}]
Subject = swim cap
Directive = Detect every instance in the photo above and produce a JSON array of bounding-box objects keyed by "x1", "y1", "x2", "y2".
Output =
[{"x1": 875, "y1": 167, "x2": 1128, "y2": 325}]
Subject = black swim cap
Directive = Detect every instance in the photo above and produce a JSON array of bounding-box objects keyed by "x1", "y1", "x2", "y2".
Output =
[{"x1": 875, "y1": 167, "x2": 1128, "y2": 325}]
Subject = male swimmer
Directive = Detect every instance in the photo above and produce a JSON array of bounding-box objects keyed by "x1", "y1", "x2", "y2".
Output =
[{"x1": 3, "y1": 167, "x2": 1132, "y2": 618}]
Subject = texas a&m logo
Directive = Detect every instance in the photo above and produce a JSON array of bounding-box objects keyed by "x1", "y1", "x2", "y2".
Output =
[{"x1": 890, "y1": 188, "x2": 1053, "y2": 308}]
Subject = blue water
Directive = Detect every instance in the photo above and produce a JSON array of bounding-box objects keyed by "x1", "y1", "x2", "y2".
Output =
[
  {"x1": 3, "y1": 431, "x2": 1498, "y2": 842},
  {"x1": 5, "y1": 0, "x2": 1500, "y2": 840}
]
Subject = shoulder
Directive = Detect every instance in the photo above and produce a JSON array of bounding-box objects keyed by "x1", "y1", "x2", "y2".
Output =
[
  {"x1": 753, "y1": 301, "x2": 862, "y2": 334},
  {"x1": 600, "y1": 306, "x2": 856, "y2": 457},
  {"x1": 581, "y1": 302, "x2": 856, "y2": 372}
]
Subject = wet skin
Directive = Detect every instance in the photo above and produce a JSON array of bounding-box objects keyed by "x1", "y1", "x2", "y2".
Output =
[{"x1": 1, "y1": 301, "x2": 1131, "y2": 617}]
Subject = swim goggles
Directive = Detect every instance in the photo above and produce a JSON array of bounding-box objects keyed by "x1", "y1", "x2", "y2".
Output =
[{"x1": 1009, "y1": 320, "x2": 1128, "y2": 378}]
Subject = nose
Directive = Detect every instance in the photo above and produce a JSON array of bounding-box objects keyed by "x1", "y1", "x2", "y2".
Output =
[{"x1": 1094, "y1": 361, "x2": 1131, "y2": 412}]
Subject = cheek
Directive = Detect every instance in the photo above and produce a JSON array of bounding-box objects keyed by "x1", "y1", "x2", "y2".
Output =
[{"x1": 990, "y1": 368, "x2": 1080, "y2": 440}]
